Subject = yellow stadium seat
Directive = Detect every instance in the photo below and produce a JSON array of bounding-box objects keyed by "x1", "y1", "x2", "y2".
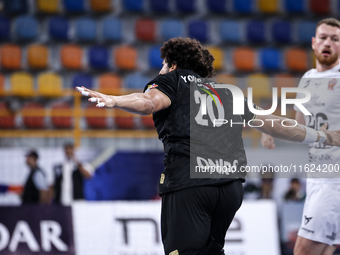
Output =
[
  {"x1": 247, "y1": 73, "x2": 272, "y2": 99},
  {"x1": 258, "y1": 0, "x2": 278, "y2": 13},
  {"x1": 37, "y1": 0, "x2": 60, "y2": 13},
  {"x1": 90, "y1": 0, "x2": 111, "y2": 12},
  {"x1": 27, "y1": 44, "x2": 49, "y2": 69},
  {"x1": 10, "y1": 72, "x2": 34, "y2": 97},
  {"x1": 37, "y1": 72, "x2": 62, "y2": 97},
  {"x1": 206, "y1": 46, "x2": 224, "y2": 70}
]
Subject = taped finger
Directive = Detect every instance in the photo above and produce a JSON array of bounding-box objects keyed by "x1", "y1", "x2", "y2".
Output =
[
  {"x1": 76, "y1": 87, "x2": 84, "y2": 92},
  {"x1": 81, "y1": 91, "x2": 89, "y2": 96},
  {"x1": 96, "y1": 102, "x2": 105, "y2": 108},
  {"x1": 89, "y1": 97, "x2": 97, "y2": 102}
]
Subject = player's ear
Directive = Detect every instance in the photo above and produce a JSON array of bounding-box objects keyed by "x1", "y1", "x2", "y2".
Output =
[
  {"x1": 311, "y1": 37, "x2": 316, "y2": 50},
  {"x1": 169, "y1": 62, "x2": 177, "y2": 72}
]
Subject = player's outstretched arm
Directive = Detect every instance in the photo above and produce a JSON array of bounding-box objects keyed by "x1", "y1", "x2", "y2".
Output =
[{"x1": 76, "y1": 86, "x2": 170, "y2": 115}]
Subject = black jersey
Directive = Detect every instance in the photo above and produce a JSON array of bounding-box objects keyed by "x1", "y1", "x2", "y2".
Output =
[{"x1": 144, "y1": 69, "x2": 256, "y2": 195}]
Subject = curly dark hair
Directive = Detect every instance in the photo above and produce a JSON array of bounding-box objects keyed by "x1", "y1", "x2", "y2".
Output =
[{"x1": 160, "y1": 37, "x2": 215, "y2": 78}]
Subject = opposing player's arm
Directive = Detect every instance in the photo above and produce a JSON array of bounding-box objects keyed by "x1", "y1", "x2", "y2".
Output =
[{"x1": 76, "y1": 86, "x2": 170, "y2": 115}]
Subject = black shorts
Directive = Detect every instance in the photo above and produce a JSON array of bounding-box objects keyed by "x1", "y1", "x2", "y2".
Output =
[{"x1": 161, "y1": 180, "x2": 244, "y2": 255}]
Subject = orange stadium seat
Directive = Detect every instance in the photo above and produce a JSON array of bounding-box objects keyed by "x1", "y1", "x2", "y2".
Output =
[
  {"x1": 22, "y1": 102, "x2": 45, "y2": 129},
  {"x1": 115, "y1": 45, "x2": 137, "y2": 70},
  {"x1": 0, "y1": 102, "x2": 15, "y2": 129},
  {"x1": 60, "y1": 44, "x2": 83, "y2": 70},
  {"x1": 141, "y1": 115, "x2": 155, "y2": 129},
  {"x1": 90, "y1": 0, "x2": 111, "y2": 12},
  {"x1": 285, "y1": 48, "x2": 308, "y2": 72},
  {"x1": 51, "y1": 102, "x2": 72, "y2": 128},
  {"x1": 247, "y1": 73, "x2": 272, "y2": 99},
  {"x1": 233, "y1": 47, "x2": 256, "y2": 72},
  {"x1": 0, "y1": 44, "x2": 21, "y2": 70},
  {"x1": 10, "y1": 72, "x2": 34, "y2": 97},
  {"x1": 206, "y1": 46, "x2": 224, "y2": 71},
  {"x1": 85, "y1": 104, "x2": 107, "y2": 129},
  {"x1": 27, "y1": 44, "x2": 49, "y2": 69},
  {"x1": 135, "y1": 18, "x2": 156, "y2": 42},
  {"x1": 115, "y1": 109, "x2": 134, "y2": 129},
  {"x1": 37, "y1": 72, "x2": 63, "y2": 97},
  {"x1": 36, "y1": 0, "x2": 60, "y2": 13},
  {"x1": 258, "y1": 0, "x2": 278, "y2": 13},
  {"x1": 0, "y1": 74, "x2": 4, "y2": 96},
  {"x1": 98, "y1": 73, "x2": 122, "y2": 94}
]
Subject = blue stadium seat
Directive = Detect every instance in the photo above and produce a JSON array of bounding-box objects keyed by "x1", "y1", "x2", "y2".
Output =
[
  {"x1": 15, "y1": 16, "x2": 38, "y2": 41},
  {"x1": 0, "y1": 17, "x2": 10, "y2": 40},
  {"x1": 150, "y1": 0, "x2": 169, "y2": 12},
  {"x1": 297, "y1": 21, "x2": 317, "y2": 44},
  {"x1": 72, "y1": 73, "x2": 93, "y2": 89},
  {"x1": 64, "y1": 0, "x2": 84, "y2": 12},
  {"x1": 272, "y1": 20, "x2": 291, "y2": 43},
  {"x1": 176, "y1": 0, "x2": 196, "y2": 13},
  {"x1": 124, "y1": 72, "x2": 150, "y2": 89},
  {"x1": 233, "y1": 0, "x2": 252, "y2": 13},
  {"x1": 160, "y1": 20, "x2": 184, "y2": 40},
  {"x1": 207, "y1": 0, "x2": 227, "y2": 13},
  {"x1": 89, "y1": 46, "x2": 109, "y2": 69},
  {"x1": 123, "y1": 0, "x2": 144, "y2": 11},
  {"x1": 149, "y1": 46, "x2": 163, "y2": 69},
  {"x1": 49, "y1": 17, "x2": 69, "y2": 40},
  {"x1": 284, "y1": 0, "x2": 303, "y2": 13},
  {"x1": 220, "y1": 20, "x2": 242, "y2": 42},
  {"x1": 247, "y1": 20, "x2": 265, "y2": 43},
  {"x1": 102, "y1": 17, "x2": 122, "y2": 41},
  {"x1": 188, "y1": 20, "x2": 208, "y2": 43},
  {"x1": 76, "y1": 18, "x2": 96, "y2": 42},
  {"x1": 260, "y1": 48, "x2": 282, "y2": 71},
  {"x1": 4, "y1": 0, "x2": 28, "y2": 15}
]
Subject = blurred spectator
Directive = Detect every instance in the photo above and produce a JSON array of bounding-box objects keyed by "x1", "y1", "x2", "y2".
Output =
[
  {"x1": 284, "y1": 178, "x2": 304, "y2": 201},
  {"x1": 22, "y1": 150, "x2": 50, "y2": 204},
  {"x1": 52, "y1": 142, "x2": 94, "y2": 205}
]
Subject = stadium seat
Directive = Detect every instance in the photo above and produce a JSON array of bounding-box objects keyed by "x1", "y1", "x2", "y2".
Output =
[
  {"x1": 89, "y1": 0, "x2": 111, "y2": 12},
  {"x1": 272, "y1": 20, "x2": 291, "y2": 43},
  {"x1": 206, "y1": 46, "x2": 224, "y2": 70},
  {"x1": 297, "y1": 21, "x2": 317, "y2": 44},
  {"x1": 188, "y1": 20, "x2": 208, "y2": 43},
  {"x1": 64, "y1": 0, "x2": 84, "y2": 13},
  {"x1": 310, "y1": 0, "x2": 329, "y2": 15},
  {"x1": 274, "y1": 73, "x2": 297, "y2": 96},
  {"x1": 98, "y1": 73, "x2": 122, "y2": 94},
  {"x1": 0, "y1": 102, "x2": 15, "y2": 129},
  {"x1": 148, "y1": 46, "x2": 163, "y2": 69},
  {"x1": 123, "y1": 0, "x2": 144, "y2": 11},
  {"x1": 37, "y1": 0, "x2": 59, "y2": 13},
  {"x1": 233, "y1": 47, "x2": 256, "y2": 72},
  {"x1": 15, "y1": 16, "x2": 38, "y2": 41},
  {"x1": 60, "y1": 44, "x2": 83, "y2": 70},
  {"x1": 247, "y1": 20, "x2": 265, "y2": 43},
  {"x1": 4, "y1": 0, "x2": 28, "y2": 15},
  {"x1": 124, "y1": 72, "x2": 150, "y2": 89},
  {"x1": 72, "y1": 73, "x2": 93, "y2": 89},
  {"x1": 207, "y1": 0, "x2": 227, "y2": 13},
  {"x1": 220, "y1": 20, "x2": 242, "y2": 42},
  {"x1": 176, "y1": 0, "x2": 196, "y2": 13},
  {"x1": 102, "y1": 17, "x2": 122, "y2": 41},
  {"x1": 37, "y1": 72, "x2": 63, "y2": 97},
  {"x1": 89, "y1": 46, "x2": 109, "y2": 69},
  {"x1": 285, "y1": 48, "x2": 308, "y2": 72},
  {"x1": 214, "y1": 74, "x2": 237, "y2": 86},
  {"x1": 51, "y1": 102, "x2": 72, "y2": 129},
  {"x1": 0, "y1": 74, "x2": 4, "y2": 95},
  {"x1": 260, "y1": 48, "x2": 281, "y2": 71},
  {"x1": 76, "y1": 18, "x2": 96, "y2": 42},
  {"x1": 233, "y1": 0, "x2": 252, "y2": 13},
  {"x1": 0, "y1": 44, "x2": 21, "y2": 70},
  {"x1": 284, "y1": 0, "x2": 303, "y2": 13},
  {"x1": 49, "y1": 17, "x2": 69, "y2": 41},
  {"x1": 258, "y1": 0, "x2": 278, "y2": 13},
  {"x1": 0, "y1": 17, "x2": 10, "y2": 40},
  {"x1": 115, "y1": 109, "x2": 135, "y2": 129},
  {"x1": 22, "y1": 102, "x2": 45, "y2": 129},
  {"x1": 150, "y1": 0, "x2": 169, "y2": 12},
  {"x1": 160, "y1": 20, "x2": 183, "y2": 40},
  {"x1": 115, "y1": 45, "x2": 137, "y2": 70},
  {"x1": 247, "y1": 73, "x2": 272, "y2": 99},
  {"x1": 135, "y1": 18, "x2": 156, "y2": 42},
  {"x1": 141, "y1": 115, "x2": 154, "y2": 129},
  {"x1": 10, "y1": 72, "x2": 34, "y2": 97},
  {"x1": 85, "y1": 104, "x2": 107, "y2": 129},
  {"x1": 27, "y1": 44, "x2": 49, "y2": 69}
]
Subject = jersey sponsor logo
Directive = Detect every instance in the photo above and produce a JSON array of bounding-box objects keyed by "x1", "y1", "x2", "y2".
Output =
[
  {"x1": 304, "y1": 215, "x2": 312, "y2": 225},
  {"x1": 145, "y1": 83, "x2": 158, "y2": 92},
  {"x1": 326, "y1": 232, "x2": 336, "y2": 240},
  {"x1": 170, "y1": 250, "x2": 179, "y2": 255},
  {"x1": 304, "y1": 80, "x2": 310, "y2": 88},
  {"x1": 301, "y1": 227, "x2": 314, "y2": 233},
  {"x1": 160, "y1": 173, "x2": 165, "y2": 184},
  {"x1": 328, "y1": 78, "x2": 337, "y2": 90}
]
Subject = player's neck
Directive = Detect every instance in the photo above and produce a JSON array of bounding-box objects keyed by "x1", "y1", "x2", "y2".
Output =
[{"x1": 316, "y1": 59, "x2": 340, "y2": 72}]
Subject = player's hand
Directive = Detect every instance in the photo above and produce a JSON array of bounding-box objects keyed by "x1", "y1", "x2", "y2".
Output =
[
  {"x1": 261, "y1": 133, "x2": 276, "y2": 149},
  {"x1": 76, "y1": 86, "x2": 116, "y2": 108},
  {"x1": 320, "y1": 123, "x2": 340, "y2": 147}
]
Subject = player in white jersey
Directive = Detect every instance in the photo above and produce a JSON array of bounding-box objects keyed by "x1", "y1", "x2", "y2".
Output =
[{"x1": 262, "y1": 18, "x2": 340, "y2": 255}]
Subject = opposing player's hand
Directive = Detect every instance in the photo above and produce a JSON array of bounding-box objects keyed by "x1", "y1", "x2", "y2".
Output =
[
  {"x1": 320, "y1": 123, "x2": 340, "y2": 147},
  {"x1": 76, "y1": 86, "x2": 116, "y2": 108},
  {"x1": 261, "y1": 133, "x2": 276, "y2": 149}
]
